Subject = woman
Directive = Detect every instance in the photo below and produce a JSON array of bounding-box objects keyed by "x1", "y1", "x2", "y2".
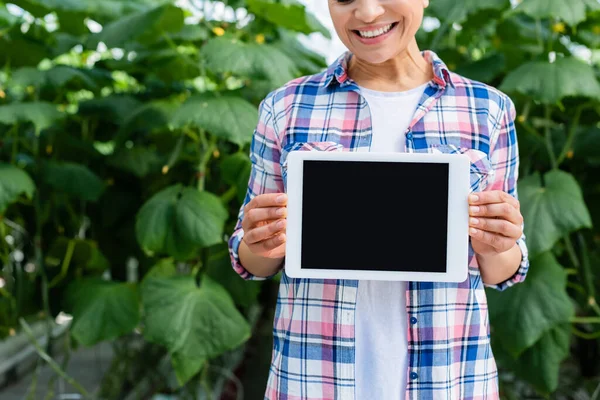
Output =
[{"x1": 228, "y1": 0, "x2": 530, "y2": 398}]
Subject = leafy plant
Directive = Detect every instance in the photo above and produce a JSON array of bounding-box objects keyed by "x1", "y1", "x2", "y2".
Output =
[
  {"x1": 420, "y1": 0, "x2": 600, "y2": 396},
  {"x1": 0, "y1": 0, "x2": 327, "y2": 396}
]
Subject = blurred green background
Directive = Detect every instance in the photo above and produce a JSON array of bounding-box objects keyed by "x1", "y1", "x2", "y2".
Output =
[{"x1": 0, "y1": 0, "x2": 599, "y2": 399}]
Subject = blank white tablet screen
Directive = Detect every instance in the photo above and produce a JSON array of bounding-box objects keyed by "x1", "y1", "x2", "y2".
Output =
[{"x1": 301, "y1": 160, "x2": 449, "y2": 273}]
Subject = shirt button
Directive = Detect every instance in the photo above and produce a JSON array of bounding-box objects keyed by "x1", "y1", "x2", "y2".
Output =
[
  {"x1": 410, "y1": 372, "x2": 418, "y2": 380},
  {"x1": 410, "y1": 317, "x2": 418, "y2": 325},
  {"x1": 406, "y1": 132, "x2": 414, "y2": 140}
]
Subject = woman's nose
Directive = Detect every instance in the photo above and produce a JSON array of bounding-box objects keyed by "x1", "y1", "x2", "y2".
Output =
[{"x1": 354, "y1": 0, "x2": 385, "y2": 24}]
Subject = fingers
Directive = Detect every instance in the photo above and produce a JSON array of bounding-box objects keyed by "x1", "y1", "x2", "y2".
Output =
[
  {"x1": 469, "y1": 202, "x2": 523, "y2": 225},
  {"x1": 242, "y1": 206, "x2": 287, "y2": 231},
  {"x1": 245, "y1": 232, "x2": 287, "y2": 255},
  {"x1": 469, "y1": 191, "x2": 520, "y2": 210},
  {"x1": 469, "y1": 217, "x2": 522, "y2": 239},
  {"x1": 244, "y1": 193, "x2": 287, "y2": 215},
  {"x1": 469, "y1": 227, "x2": 516, "y2": 253},
  {"x1": 243, "y1": 219, "x2": 287, "y2": 245}
]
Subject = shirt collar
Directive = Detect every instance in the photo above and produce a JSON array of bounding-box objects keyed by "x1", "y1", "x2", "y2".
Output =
[{"x1": 322, "y1": 49, "x2": 454, "y2": 90}]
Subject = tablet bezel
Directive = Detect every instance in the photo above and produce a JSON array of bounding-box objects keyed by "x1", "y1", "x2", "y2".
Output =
[{"x1": 284, "y1": 151, "x2": 470, "y2": 282}]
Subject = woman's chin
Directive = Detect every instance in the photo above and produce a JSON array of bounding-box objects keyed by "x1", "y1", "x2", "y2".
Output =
[{"x1": 350, "y1": 48, "x2": 401, "y2": 65}]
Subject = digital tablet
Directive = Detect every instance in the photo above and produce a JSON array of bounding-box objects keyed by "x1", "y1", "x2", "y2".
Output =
[{"x1": 284, "y1": 151, "x2": 470, "y2": 282}]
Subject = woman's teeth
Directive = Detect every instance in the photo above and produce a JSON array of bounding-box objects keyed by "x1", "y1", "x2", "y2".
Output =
[{"x1": 357, "y1": 23, "x2": 394, "y2": 39}]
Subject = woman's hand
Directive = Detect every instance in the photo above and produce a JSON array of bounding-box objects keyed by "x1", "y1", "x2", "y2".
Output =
[
  {"x1": 468, "y1": 191, "x2": 523, "y2": 256},
  {"x1": 242, "y1": 193, "x2": 288, "y2": 259}
]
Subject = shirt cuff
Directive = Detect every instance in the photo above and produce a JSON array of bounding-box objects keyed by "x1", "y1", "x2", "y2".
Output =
[
  {"x1": 228, "y1": 229, "x2": 277, "y2": 281},
  {"x1": 484, "y1": 233, "x2": 530, "y2": 291}
]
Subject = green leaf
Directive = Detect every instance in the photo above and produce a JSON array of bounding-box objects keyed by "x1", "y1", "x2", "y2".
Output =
[
  {"x1": 487, "y1": 252, "x2": 574, "y2": 358},
  {"x1": 88, "y1": 4, "x2": 184, "y2": 48},
  {"x1": 221, "y1": 153, "x2": 252, "y2": 203},
  {"x1": 0, "y1": 164, "x2": 35, "y2": 214},
  {"x1": 429, "y1": 0, "x2": 509, "y2": 23},
  {"x1": 9, "y1": 0, "x2": 159, "y2": 21},
  {"x1": 43, "y1": 162, "x2": 106, "y2": 202},
  {"x1": 203, "y1": 36, "x2": 299, "y2": 87},
  {"x1": 136, "y1": 185, "x2": 228, "y2": 259},
  {"x1": 0, "y1": 28, "x2": 53, "y2": 68},
  {"x1": 143, "y1": 258, "x2": 177, "y2": 281},
  {"x1": 108, "y1": 147, "x2": 162, "y2": 177},
  {"x1": 78, "y1": 95, "x2": 142, "y2": 125},
  {"x1": 65, "y1": 279, "x2": 140, "y2": 346},
  {"x1": 510, "y1": 324, "x2": 571, "y2": 394},
  {"x1": 141, "y1": 275, "x2": 251, "y2": 384},
  {"x1": 0, "y1": 102, "x2": 63, "y2": 133},
  {"x1": 518, "y1": 170, "x2": 592, "y2": 257},
  {"x1": 455, "y1": 53, "x2": 506, "y2": 83},
  {"x1": 500, "y1": 57, "x2": 600, "y2": 104},
  {"x1": 171, "y1": 94, "x2": 257, "y2": 146},
  {"x1": 12, "y1": 66, "x2": 98, "y2": 91},
  {"x1": 513, "y1": 0, "x2": 600, "y2": 26},
  {"x1": 247, "y1": 0, "x2": 331, "y2": 38},
  {"x1": 206, "y1": 246, "x2": 261, "y2": 307}
]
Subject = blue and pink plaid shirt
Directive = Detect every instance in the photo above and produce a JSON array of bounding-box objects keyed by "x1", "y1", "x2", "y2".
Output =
[{"x1": 228, "y1": 50, "x2": 529, "y2": 400}]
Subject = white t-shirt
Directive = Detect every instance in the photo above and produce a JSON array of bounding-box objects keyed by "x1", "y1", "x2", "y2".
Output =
[{"x1": 355, "y1": 82, "x2": 428, "y2": 400}]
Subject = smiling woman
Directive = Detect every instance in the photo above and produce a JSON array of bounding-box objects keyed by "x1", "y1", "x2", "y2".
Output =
[{"x1": 230, "y1": 0, "x2": 530, "y2": 399}]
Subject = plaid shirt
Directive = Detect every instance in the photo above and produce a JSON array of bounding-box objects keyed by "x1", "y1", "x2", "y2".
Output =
[{"x1": 228, "y1": 50, "x2": 530, "y2": 400}]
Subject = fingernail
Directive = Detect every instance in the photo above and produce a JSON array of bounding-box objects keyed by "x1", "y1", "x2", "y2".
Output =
[
  {"x1": 276, "y1": 194, "x2": 287, "y2": 204},
  {"x1": 470, "y1": 228, "x2": 478, "y2": 235},
  {"x1": 470, "y1": 218, "x2": 479, "y2": 225},
  {"x1": 470, "y1": 206, "x2": 480, "y2": 214},
  {"x1": 470, "y1": 194, "x2": 479, "y2": 203},
  {"x1": 277, "y1": 220, "x2": 286, "y2": 229},
  {"x1": 276, "y1": 208, "x2": 285, "y2": 216}
]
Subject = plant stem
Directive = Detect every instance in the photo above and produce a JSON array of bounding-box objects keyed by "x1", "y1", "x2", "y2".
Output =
[
  {"x1": 572, "y1": 326, "x2": 600, "y2": 340},
  {"x1": 197, "y1": 130, "x2": 217, "y2": 191},
  {"x1": 48, "y1": 239, "x2": 75, "y2": 288},
  {"x1": 19, "y1": 318, "x2": 94, "y2": 399},
  {"x1": 571, "y1": 316, "x2": 600, "y2": 324},
  {"x1": 556, "y1": 104, "x2": 584, "y2": 165},
  {"x1": 543, "y1": 105, "x2": 558, "y2": 169},
  {"x1": 32, "y1": 133, "x2": 53, "y2": 346},
  {"x1": 220, "y1": 186, "x2": 237, "y2": 204}
]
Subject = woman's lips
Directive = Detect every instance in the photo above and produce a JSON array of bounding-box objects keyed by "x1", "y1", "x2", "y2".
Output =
[{"x1": 352, "y1": 22, "x2": 399, "y2": 45}]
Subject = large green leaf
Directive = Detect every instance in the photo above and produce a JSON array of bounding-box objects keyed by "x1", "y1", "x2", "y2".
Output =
[
  {"x1": 65, "y1": 279, "x2": 139, "y2": 346},
  {"x1": 170, "y1": 94, "x2": 257, "y2": 146},
  {"x1": 0, "y1": 164, "x2": 35, "y2": 214},
  {"x1": 206, "y1": 246, "x2": 261, "y2": 308},
  {"x1": 136, "y1": 185, "x2": 228, "y2": 259},
  {"x1": 0, "y1": 29, "x2": 53, "y2": 68},
  {"x1": 107, "y1": 147, "x2": 162, "y2": 177},
  {"x1": 500, "y1": 57, "x2": 600, "y2": 104},
  {"x1": 518, "y1": 170, "x2": 592, "y2": 257},
  {"x1": 88, "y1": 4, "x2": 184, "y2": 48},
  {"x1": 12, "y1": 66, "x2": 98, "y2": 91},
  {"x1": 429, "y1": 0, "x2": 509, "y2": 23},
  {"x1": 487, "y1": 252, "x2": 574, "y2": 358},
  {"x1": 0, "y1": 102, "x2": 63, "y2": 133},
  {"x1": 513, "y1": 0, "x2": 600, "y2": 26},
  {"x1": 221, "y1": 152, "x2": 252, "y2": 203},
  {"x1": 247, "y1": 0, "x2": 330, "y2": 38},
  {"x1": 43, "y1": 162, "x2": 106, "y2": 202},
  {"x1": 78, "y1": 95, "x2": 142, "y2": 125},
  {"x1": 203, "y1": 36, "x2": 299, "y2": 87},
  {"x1": 9, "y1": 0, "x2": 158, "y2": 20},
  {"x1": 141, "y1": 275, "x2": 251, "y2": 384},
  {"x1": 510, "y1": 324, "x2": 571, "y2": 394}
]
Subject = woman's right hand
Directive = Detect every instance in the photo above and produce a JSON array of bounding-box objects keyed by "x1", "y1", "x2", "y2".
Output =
[{"x1": 242, "y1": 193, "x2": 288, "y2": 259}]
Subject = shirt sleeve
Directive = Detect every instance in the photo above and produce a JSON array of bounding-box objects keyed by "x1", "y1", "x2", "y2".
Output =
[
  {"x1": 227, "y1": 92, "x2": 285, "y2": 281},
  {"x1": 483, "y1": 95, "x2": 530, "y2": 292}
]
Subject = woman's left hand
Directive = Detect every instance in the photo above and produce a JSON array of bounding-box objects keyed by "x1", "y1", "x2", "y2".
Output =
[{"x1": 468, "y1": 191, "x2": 523, "y2": 256}]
